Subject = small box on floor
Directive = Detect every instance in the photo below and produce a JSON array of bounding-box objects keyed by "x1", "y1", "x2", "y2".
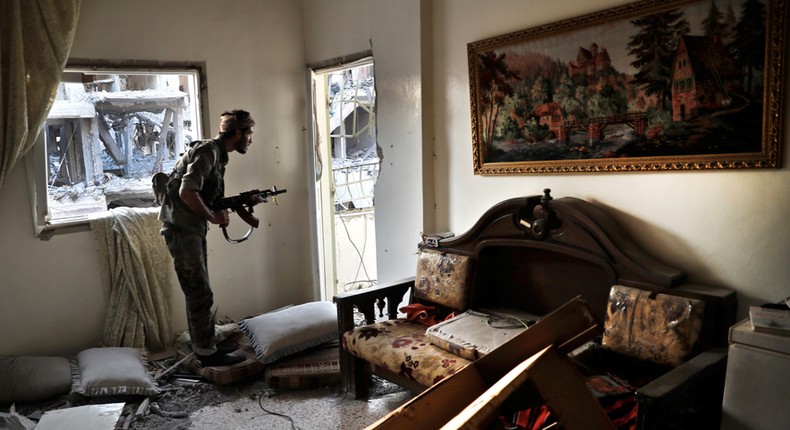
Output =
[{"x1": 265, "y1": 343, "x2": 340, "y2": 389}]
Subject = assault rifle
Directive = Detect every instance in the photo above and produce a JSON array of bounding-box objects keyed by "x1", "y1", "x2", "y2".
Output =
[{"x1": 211, "y1": 186, "x2": 287, "y2": 243}]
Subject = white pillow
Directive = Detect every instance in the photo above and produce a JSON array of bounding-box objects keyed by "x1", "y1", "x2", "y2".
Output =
[
  {"x1": 70, "y1": 347, "x2": 159, "y2": 397},
  {"x1": 239, "y1": 301, "x2": 338, "y2": 364}
]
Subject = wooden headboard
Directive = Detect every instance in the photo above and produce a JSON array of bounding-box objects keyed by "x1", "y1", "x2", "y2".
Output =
[{"x1": 421, "y1": 189, "x2": 736, "y2": 348}]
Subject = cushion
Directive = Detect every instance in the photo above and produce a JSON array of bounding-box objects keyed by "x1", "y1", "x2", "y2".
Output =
[
  {"x1": 177, "y1": 332, "x2": 265, "y2": 385},
  {"x1": 0, "y1": 356, "x2": 72, "y2": 404},
  {"x1": 343, "y1": 319, "x2": 471, "y2": 387},
  {"x1": 602, "y1": 285, "x2": 705, "y2": 367},
  {"x1": 239, "y1": 301, "x2": 338, "y2": 364},
  {"x1": 70, "y1": 347, "x2": 159, "y2": 397},
  {"x1": 264, "y1": 343, "x2": 340, "y2": 389},
  {"x1": 426, "y1": 309, "x2": 534, "y2": 360},
  {"x1": 414, "y1": 249, "x2": 471, "y2": 311}
]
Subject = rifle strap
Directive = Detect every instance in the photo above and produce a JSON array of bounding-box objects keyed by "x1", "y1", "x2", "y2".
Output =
[{"x1": 222, "y1": 225, "x2": 254, "y2": 244}]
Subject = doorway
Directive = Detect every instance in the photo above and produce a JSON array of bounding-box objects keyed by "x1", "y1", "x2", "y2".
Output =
[{"x1": 310, "y1": 58, "x2": 379, "y2": 300}]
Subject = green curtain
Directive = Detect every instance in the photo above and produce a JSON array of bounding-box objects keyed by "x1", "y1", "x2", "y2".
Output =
[{"x1": 0, "y1": 0, "x2": 81, "y2": 189}]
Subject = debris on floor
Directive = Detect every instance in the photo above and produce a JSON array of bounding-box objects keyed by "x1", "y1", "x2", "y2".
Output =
[{"x1": 36, "y1": 403, "x2": 124, "y2": 430}]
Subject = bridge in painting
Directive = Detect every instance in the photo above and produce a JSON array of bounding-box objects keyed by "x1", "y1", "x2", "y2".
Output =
[{"x1": 545, "y1": 112, "x2": 648, "y2": 143}]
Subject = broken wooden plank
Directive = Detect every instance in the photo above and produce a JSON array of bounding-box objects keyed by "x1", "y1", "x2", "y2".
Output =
[
  {"x1": 135, "y1": 397, "x2": 151, "y2": 419},
  {"x1": 440, "y1": 346, "x2": 614, "y2": 430},
  {"x1": 155, "y1": 352, "x2": 195, "y2": 381},
  {"x1": 367, "y1": 296, "x2": 606, "y2": 430}
]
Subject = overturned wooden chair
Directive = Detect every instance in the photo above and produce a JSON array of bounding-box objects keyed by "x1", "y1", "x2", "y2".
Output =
[{"x1": 368, "y1": 296, "x2": 615, "y2": 430}]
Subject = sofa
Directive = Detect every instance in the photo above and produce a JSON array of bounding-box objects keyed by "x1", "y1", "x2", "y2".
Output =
[{"x1": 334, "y1": 189, "x2": 736, "y2": 428}]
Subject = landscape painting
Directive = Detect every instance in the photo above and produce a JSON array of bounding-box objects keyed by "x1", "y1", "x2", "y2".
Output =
[{"x1": 468, "y1": 0, "x2": 785, "y2": 174}]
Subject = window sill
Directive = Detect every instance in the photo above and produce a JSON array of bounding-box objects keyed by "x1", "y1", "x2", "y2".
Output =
[
  {"x1": 37, "y1": 219, "x2": 92, "y2": 240},
  {"x1": 37, "y1": 202, "x2": 161, "y2": 240}
]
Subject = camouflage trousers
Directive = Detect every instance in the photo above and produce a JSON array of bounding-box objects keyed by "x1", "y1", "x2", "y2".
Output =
[{"x1": 162, "y1": 224, "x2": 217, "y2": 356}]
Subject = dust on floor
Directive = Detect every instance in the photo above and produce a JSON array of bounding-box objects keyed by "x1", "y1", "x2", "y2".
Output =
[{"x1": 7, "y1": 374, "x2": 409, "y2": 430}]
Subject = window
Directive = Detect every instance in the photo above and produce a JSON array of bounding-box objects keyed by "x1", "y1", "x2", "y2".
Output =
[{"x1": 26, "y1": 63, "x2": 206, "y2": 238}]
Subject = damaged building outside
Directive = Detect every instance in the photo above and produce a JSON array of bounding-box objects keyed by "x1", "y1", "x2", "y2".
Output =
[
  {"x1": 319, "y1": 61, "x2": 381, "y2": 296},
  {"x1": 37, "y1": 68, "x2": 202, "y2": 226},
  {"x1": 37, "y1": 62, "x2": 380, "y2": 299}
]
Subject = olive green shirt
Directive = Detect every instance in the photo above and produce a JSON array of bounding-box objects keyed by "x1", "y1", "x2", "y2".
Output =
[{"x1": 158, "y1": 139, "x2": 229, "y2": 234}]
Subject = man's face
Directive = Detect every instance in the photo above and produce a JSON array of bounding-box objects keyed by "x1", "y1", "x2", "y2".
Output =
[{"x1": 235, "y1": 128, "x2": 253, "y2": 154}]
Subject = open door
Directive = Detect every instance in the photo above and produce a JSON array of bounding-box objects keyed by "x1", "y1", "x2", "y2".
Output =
[{"x1": 310, "y1": 58, "x2": 379, "y2": 301}]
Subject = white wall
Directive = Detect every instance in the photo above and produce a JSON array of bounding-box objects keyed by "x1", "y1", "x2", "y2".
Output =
[
  {"x1": 431, "y1": 0, "x2": 790, "y2": 319},
  {"x1": 303, "y1": 0, "x2": 370, "y2": 63},
  {"x1": 3, "y1": 0, "x2": 787, "y2": 357},
  {"x1": 368, "y1": 0, "x2": 431, "y2": 282},
  {"x1": 0, "y1": 0, "x2": 312, "y2": 356},
  {"x1": 305, "y1": 0, "x2": 790, "y2": 320},
  {"x1": 304, "y1": 0, "x2": 430, "y2": 284}
]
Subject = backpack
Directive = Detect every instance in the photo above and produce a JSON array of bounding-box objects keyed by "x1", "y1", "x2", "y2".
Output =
[
  {"x1": 151, "y1": 139, "x2": 221, "y2": 206},
  {"x1": 152, "y1": 171, "x2": 170, "y2": 206}
]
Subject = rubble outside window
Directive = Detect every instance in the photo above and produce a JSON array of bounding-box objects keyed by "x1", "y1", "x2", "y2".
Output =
[{"x1": 32, "y1": 67, "x2": 203, "y2": 231}]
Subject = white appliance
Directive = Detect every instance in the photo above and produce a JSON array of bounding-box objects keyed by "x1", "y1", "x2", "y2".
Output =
[{"x1": 720, "y1": 318, "x2": 790, "y2": 430}]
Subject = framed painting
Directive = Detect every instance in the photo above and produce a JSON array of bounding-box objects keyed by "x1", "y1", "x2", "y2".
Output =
[{"x1": 468, "y1": 0, "x2": 786, "y2": 174}]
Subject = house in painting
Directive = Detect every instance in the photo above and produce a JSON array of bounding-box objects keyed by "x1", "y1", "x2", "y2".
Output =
[
  {"x1": 670, "y1": 35, "x2": 744, "y2": 122},
  {"x1": 533, "y1": 101, "x2": 565, "y2": 139},
  {"x1": 568, "y1": 43, "x2": 611, "y2": 77}
]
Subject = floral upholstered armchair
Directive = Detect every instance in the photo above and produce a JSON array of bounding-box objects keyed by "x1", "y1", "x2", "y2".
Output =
[
  {"x1": 335, "y1": 249, "x2": 476, "y2": 396},
  {"x1": 334, "y1": 190, "x2": 737, "y2": 429}
]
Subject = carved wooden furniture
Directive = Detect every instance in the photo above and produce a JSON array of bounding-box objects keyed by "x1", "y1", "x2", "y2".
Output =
[
  {"x1": 334, "y1": 189, "x2": 736, "y2": 428},
  {"x1": 370, "y1": 297, "x2": 615, "y2": 430}
]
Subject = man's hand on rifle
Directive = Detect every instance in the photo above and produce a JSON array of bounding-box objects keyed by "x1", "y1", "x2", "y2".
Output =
[
  {"x1": 180, "y1": 189, "x2": 231, "y2": 227},
  {"x1": 247, "y1": 190, "x2": 265, "y2": 205},
  {"x1": 209, "y1": 209, "x2": 230, "y2": 226}
]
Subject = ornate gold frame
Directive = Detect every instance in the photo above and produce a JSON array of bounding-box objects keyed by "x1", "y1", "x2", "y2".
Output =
[{"x1": 468, "y1": 0, "x2": 785, "y2": 175}]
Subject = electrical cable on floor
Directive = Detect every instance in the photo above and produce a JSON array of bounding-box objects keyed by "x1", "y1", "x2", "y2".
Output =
[{"x1": 257, "y1": 390, "x2": 301, "y2": 430}]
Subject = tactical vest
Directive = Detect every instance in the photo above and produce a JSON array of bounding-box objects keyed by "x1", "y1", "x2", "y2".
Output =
[{"x1": 155, "y1": 139, "x2": 228, "y2": 233}]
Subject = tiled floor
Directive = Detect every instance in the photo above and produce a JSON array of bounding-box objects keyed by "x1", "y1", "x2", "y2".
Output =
[{"x1": 189, "y1": 379, "x2": 413, "y2": 430}]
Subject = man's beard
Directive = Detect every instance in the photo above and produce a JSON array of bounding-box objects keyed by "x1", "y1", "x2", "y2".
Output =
[{"x1": 235, "y1": 140, "x2": 248, "y2": 154}]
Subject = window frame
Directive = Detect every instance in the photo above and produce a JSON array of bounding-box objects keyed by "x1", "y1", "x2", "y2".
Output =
[{"x1": 25, "y1": 59, "x2": 209, "y2": 239}]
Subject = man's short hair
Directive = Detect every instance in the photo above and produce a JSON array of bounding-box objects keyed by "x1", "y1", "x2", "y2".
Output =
[{"x1": 218, "y1": 110, "x2": 255, "y2": 137}]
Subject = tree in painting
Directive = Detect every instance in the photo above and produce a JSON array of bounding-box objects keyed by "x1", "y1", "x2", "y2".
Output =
[
  {"x1": 473, "y1": 0, "x2": 770, "y2": 165},
  {"x1": 732, "y1": 0, "x2": 766, "y2": 93},
  {"x1": 477, "y1": 51, "x2": 520, "y2": 159},
  {"x1": 701, "y1": 1, "x2": 727, "y2": 36},
  {"x1": 627, "y1": 9, "x2": 691, "y2": 112}
]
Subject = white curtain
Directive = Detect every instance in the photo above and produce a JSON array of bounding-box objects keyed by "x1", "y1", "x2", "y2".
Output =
[
  {"x1": 90, "y1": 207, "x2": 174, "y2": 353},
  {"x1": 0, "y1": 0, "x2": 81, "y2": 189}
]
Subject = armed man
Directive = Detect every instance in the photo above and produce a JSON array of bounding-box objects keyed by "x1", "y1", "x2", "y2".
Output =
[{"x1": 158, "y1": 110, "x2": 257, "y2": 367}]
